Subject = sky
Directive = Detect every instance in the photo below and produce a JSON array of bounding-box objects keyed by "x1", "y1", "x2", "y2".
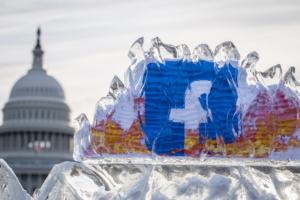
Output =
[{"x1": 0, "y1": 0, "x2": 299, "y2": 126}]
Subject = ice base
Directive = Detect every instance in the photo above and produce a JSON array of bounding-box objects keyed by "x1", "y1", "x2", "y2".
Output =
[
  {"x1": 84, "y1": 157, "x2": 300, "y2": 167},
  {"x1": 1, "y1": 158, "x2": 300, "y2": 200}
]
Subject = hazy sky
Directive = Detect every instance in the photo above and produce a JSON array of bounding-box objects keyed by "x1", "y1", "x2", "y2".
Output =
[{"x1": 0, "y1": 0, "x2": 299, "y2": 125}]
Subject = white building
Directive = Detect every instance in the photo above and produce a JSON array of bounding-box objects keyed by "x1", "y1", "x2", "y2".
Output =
[{"x1": 0, "y1": 28, "x2": 74, "y2": 194}]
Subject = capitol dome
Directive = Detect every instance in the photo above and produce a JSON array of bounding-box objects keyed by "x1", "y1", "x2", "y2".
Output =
[
  {"x1": 10, "y1": 69, "x2": 65, "y2": 100},
  {"x1": 0, "y1": 28, "x2": 74, "y2": 195}
]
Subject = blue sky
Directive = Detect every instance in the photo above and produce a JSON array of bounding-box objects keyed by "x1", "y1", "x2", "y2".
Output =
[{"x1": 0, "y1": 0, "x2": 299, "y2": 125}]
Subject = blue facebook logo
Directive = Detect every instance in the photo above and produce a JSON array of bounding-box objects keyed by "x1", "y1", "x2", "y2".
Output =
[{"x1": 140, "y1": 57, "x2": 239, "y2": 156}]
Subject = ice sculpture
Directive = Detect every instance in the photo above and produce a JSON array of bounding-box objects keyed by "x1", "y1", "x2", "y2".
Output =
[{"x1": 74, "y1": 37, "x2": 300, "y2": 162}]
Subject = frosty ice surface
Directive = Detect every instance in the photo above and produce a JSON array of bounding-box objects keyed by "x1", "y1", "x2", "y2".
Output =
[{"x1": 0, "y1": 159, "x2": 30, "y2": 200}]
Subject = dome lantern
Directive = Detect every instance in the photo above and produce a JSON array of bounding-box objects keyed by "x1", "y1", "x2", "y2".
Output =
[{"x1": 32, "y1": 27, "x2": 44, "y2": 70}]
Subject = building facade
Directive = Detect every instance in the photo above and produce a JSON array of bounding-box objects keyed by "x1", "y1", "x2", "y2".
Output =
[{"x1": 0, "y1": 28, "x2": 74, "y2": 194}]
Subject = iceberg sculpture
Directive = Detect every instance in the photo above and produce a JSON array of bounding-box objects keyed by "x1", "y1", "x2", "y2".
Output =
[{"x1": 74, "y1": 37, "x2": 300, "y2": 162}]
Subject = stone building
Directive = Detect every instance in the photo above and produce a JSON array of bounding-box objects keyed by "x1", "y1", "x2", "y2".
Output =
[{"x1": 0, "y1": 28, "x2": 74, "y2": 194}]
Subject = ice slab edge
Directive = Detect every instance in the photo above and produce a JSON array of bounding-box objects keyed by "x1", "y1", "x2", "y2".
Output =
[
  {"x1": 74, "y1": 37, "x2": 300, "y2": 162},
  {"x1": 1, "y1": 159, "x2": 300, "y2": 200}
]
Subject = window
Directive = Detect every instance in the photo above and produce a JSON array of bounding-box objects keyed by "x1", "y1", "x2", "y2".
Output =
[
  {"x1": 23, "y1": 111, "x2": 26, "y2": 119},
  {"x1": 35, "y1": 111, "x2": 38, "y2": 119},
  {"x1": 5, "y1": 134, "x2": 9, "y2": 150},
  {"x1": 46, "y1": 141, "x2": 51, "y2": 149},
  {"x1": 47, "y1": 134, "x2": 52, "y2": 149},
  {"x1": 20, "y1": 174, "x2": 27, "y2": 188},
  {"x1": 40, "y1": 132, "x2": 45, "y2": 149},
  {"x1": 14, "y1": 132, "x2": 17, "y2": 147},
  {"x1": 42, "y1": 175, "x2": 48, "y2": 182},
  {"x1": 41, "y1": 111, "x2": 44, "y2": 119},
  {"x1": 20, "y1": 132, "x2": 24, "y2": 149},
  {"x1": 47, "y1": 111, "x2": 50, "y2": 119},
  {"x1": 27, "y1": 132, "x2": 31, "y2": 148},
  {"x1": 29, "y1": 111, "x2": 32, "y2": 119},
  {"x1": 0, "y1": 135, "x2": 3, "y2": 151}
]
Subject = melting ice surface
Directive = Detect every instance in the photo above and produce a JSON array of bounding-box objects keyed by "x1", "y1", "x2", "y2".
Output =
[{"x1": 74, "y1": 37, "x2": 300, "y2": 162}]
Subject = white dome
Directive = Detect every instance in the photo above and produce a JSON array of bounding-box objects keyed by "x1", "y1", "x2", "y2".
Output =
[
  {"x1": 10, "y1": 68, "x2": 65, "y2": 100},
  {"x1": 1, "y1": 28, "x2": 72, "y2": 129}
]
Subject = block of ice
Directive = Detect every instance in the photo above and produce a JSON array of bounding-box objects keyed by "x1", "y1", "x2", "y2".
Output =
[
  {"x1": 0, "y1": 159, "x2": 31, "y2": 200},
  {"x1": 73, "y1": 37, "x2": 300, "y2": 162},
  {"x1": 1, "y1": 158, "x2": 300, "y2": 200},
  {"x1": 30, "y1": 161, "x2": 300, "y2": 200}
]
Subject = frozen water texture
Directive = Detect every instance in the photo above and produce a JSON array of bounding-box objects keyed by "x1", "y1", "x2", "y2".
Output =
[
  {"x1": 237, "y1": 51, "x2": 259, "y2": 117},
  {"x1": 109, "y1": 76, "x2": 126, "y2": 100},
  {"x1": 192, "y1": 44, "x2": 213, "y2": 62},
  {"x1": 74, "y1": 114, "x2": 99, "y2": 162},
  {"x1": 0, "y1": 159, "x2": 31, "y2": 200},
  {"x1": 150, "y1": 37, "x2": 178, "y2": 63},
  {"x1": 126, "y1": 37, "x2": 146, "y2": 98},
  {"x1": 214, "y1": 41, "x2": 240, "y2": 63},
  {"x1": 74, "y1": 36, "x2": 300, "y2": 162},
  {"x1": 2, "y1": 158, "x2": 300, "y2": 200}
]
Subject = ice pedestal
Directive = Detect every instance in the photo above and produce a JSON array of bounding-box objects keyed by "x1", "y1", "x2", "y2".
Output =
[
  {"x1": 1, "y1": 158, "x2": 300, "y2": 199},
  {"x1": 31, "y1": 162, "x2": 300, "y2": 200}
]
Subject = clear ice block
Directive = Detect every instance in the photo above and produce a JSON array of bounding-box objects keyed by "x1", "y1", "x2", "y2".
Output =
[{"x1": 31, "y1": 161, "x2": 300, "y2": 200}]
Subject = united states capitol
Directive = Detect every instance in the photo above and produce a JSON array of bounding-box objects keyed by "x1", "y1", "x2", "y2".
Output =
[{"x1": 0, "y1": 28, "x2": 74, "y2": 195}]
